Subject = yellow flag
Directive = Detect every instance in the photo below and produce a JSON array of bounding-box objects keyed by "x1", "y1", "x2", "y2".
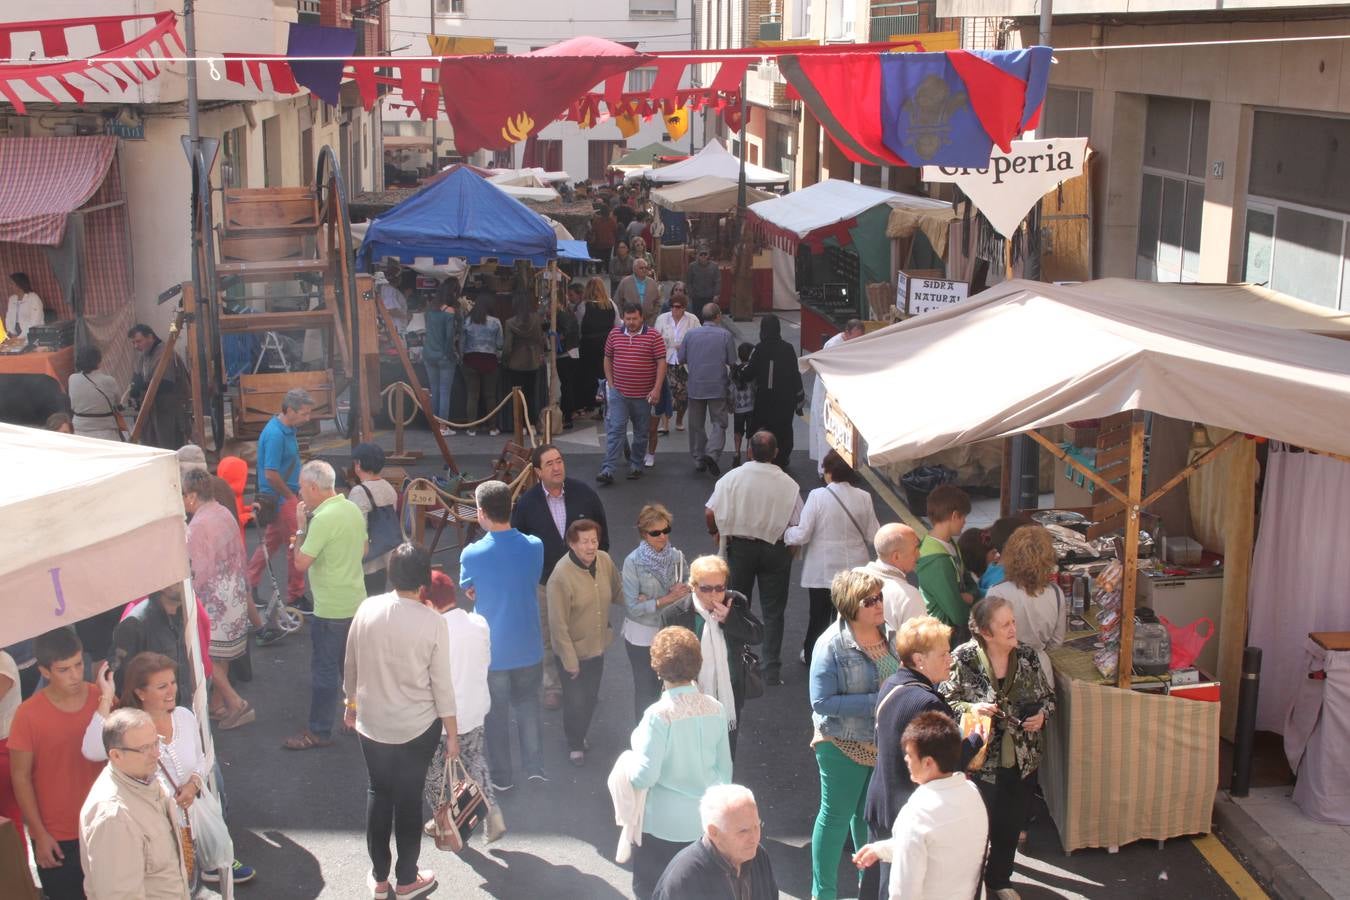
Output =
[
  {"x1": 664, "y1": 107, "x2": 689, "y2": 141},
  {"x1": 615, "y1": 114, "x2": 641, "y2": 138},
  {"x1": 427, "y1": 35, "x2": 496, "y2": 55}
]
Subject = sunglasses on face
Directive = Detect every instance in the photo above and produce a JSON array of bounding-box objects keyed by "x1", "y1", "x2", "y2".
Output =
[
  {"x1": 860, "y1": 593, "x2": 884, "y2": 609},
  {"x1": 646, "y1": 526, "x2": 672, "y2": 537},
  {"x1": 696, "y1": 583, "x2": 726, "y2": 593}
]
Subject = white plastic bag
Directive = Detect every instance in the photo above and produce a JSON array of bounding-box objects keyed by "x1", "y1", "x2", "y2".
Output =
[{"x1": 189, "y1": 788, "x2": 234, "y2": 873}]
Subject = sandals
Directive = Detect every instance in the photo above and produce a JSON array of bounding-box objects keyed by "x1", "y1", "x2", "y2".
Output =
[
  {"x1": 219, "y1": 701, "x2": 255, "y2": 731},
  {"x1": 282, "y1": 730, "x2": 333, "y2": 751}
]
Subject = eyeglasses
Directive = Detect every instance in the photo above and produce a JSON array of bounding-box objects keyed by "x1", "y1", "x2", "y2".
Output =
[
  {"x1": 645, "y1": 526, "x2": 672, "y2": 537},
  {"x1": 860, "y1": 593, "x2": 884, "y2": 609},
  {"x1": 696, "y1": 583, "x2": 726, "y2": 594},
  {"x1": 113, "y1": 741, "x2": 161, "y2": 757}
]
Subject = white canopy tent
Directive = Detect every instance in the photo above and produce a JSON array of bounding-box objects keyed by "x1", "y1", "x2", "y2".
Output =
[
  {"x1": 0, "y1": 424, "x2": 231, "y2": 889},
  {"x1": 644, "y1": 140, "x2": 789, "y2": 185},
  {"x1": 801, "y1": 278, "x2": 1350, "y2": 468},
  {"x1": 650, "y1": 175, "x2": 774, "y2": 213},
  {"x1": 748, "y1": 179, "x2": 948, "y2": 238},
  {"x1": 1, "y1": 425, "x2": 189, "y2": 646}
]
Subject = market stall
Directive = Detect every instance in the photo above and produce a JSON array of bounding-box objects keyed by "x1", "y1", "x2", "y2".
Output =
[
  {"x1": 801, "y1": 278, "x2": 1350, "y2": 852},
  {"x1": 0, "y1": 423, "x2": 233, "y2": 891},
  {"x1": 650, "y1": 176, "x2": 774, "y2": 285},
  {"x1": 747, "y1": 180, "x2": 953, "y2": 350},
  {"x1": 0, "y1": 136, "x2": 137, "y2": 390},
  {"x1": 642, "y1": 139, "x2": 788, "y2": 186}
]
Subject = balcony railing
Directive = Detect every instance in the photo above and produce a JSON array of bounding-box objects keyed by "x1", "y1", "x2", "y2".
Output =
[{"x1": 869, "y1": 2, "x2": 919, "y2": 42}]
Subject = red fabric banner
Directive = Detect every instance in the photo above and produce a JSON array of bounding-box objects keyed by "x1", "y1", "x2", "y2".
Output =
[{"x1": 0, "y1": 12, "x2": 182, "y2": 115}]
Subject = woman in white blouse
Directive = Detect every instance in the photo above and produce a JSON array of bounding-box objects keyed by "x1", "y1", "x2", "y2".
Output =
[
  {"x1": 985, "y1": 524, "x2": 1065, "y2": 677},
  {"x1": 83, "y1": 651, "x2": 255, "y2": 885},
  {"x1": 4, "y1": 272, "x2": 45, "y2": 339},
  {"x1": 785, "y1": 450, "x2": 882, "y2": 666}
]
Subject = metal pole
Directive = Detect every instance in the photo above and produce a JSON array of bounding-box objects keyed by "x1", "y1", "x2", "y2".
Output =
[
  {"x1": 429, "y1": 1, "x2": 437, "y2": 170},
  {"x1": 1039, "y1": 0, "x2": 1053, "y2": 47},
  {"x1": 736, "y1": 73, "x2": 748, "y2": 210},
  {"x1": 1230, "y1": 646, "x2": 1262, "y2": 798},
  {"x1": 185, "y1": 0, "x2": 200, "y2": 148}
]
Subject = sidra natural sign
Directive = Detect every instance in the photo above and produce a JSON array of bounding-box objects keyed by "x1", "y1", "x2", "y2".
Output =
[{"x1": 922, "y1": 137, "x2": 1088, "y2": 239}]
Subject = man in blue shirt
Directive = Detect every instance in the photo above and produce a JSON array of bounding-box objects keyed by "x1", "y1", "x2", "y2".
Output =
[
  {"x1": 460, "y1": 480, "x2": 546, "y2": 790},
  {"x1": 246, "y1": 388, "x2": 315, "y2": 610}
]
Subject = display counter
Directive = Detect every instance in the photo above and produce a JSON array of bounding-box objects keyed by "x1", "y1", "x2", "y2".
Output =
[
  {"x1": 1041, "y1": 616, "x2": 1221, "y2": 853},
  {"x1": 0, "y1": 345, "x2": 75, "y2": 385}
]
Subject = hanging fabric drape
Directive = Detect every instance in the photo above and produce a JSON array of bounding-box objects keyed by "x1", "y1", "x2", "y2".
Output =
[{"x1": 1248, "y1": 446, "x2": 1350, "y2": 734}]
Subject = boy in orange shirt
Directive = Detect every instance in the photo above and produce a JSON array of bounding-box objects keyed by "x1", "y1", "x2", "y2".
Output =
[{"x1": 9, "y1": 628, "x2": 104, "y2": 900}]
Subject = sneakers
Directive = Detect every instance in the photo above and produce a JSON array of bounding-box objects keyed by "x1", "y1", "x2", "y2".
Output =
[
  {"x1": 527, "y1": 771, "x2": 550, "y2": 784},
  {"x1": 256, "y1": 628, "x2": 285, "y2": 647},
  {"x1": 694, "y1": 458, "x2": 707, "y2": 473},
  {"x1": 491, "y1": 780, "x2": 515, "y2": 793},
  {"x1": 703, "y1": 456, "x2": 722, "y2": 477},
  {"x1": 489, "y1": 428, "x2": 501, "y2": 437},
  {"x1": 395, "y1": 869, "x2": 437, "y2": 898},
  {"x1": 201, "y1": 860, "x2": 254, "y2": 884},
  {"x1": 595, "y1": 471, "x2": 614, "y2": 486},
  {"x1": 643, "y1": 453, "x2": 656, "y2": 468},
  {"x1": 625, "y1": 468, "x2": 643, "y2": 480},
  {"x1": 569, "y1": 750, "x2": 585, "y2": 767},
  {"x1": 485, "y1": 806, "x2": 507, "y2": 843},
  {"x1": 466, "y1": 429, "x2": 477, "y2": 436}
]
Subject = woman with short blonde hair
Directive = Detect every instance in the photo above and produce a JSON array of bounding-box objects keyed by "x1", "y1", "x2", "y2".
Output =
[
  {"x1": 685, "y1": 555, "x2": 763, "y2": 758},
  {"x1": 808, "y1": 568, "x2": 895, "y2": 900},
  {"x1": 622, "y1": 504, "x2": 693, "y2": 722}
]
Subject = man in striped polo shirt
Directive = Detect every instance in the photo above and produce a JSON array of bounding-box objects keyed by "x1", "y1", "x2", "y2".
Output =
[{"x1": 598, "y1": 302, "x2": 667, "y2": 485}]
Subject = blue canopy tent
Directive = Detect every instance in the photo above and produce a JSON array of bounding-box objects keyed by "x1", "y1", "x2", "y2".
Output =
[{"x1": 358, "y1": 165, "x2": 558, "y2": 266}]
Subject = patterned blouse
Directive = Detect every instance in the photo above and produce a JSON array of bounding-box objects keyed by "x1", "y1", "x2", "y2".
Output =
[{"x1": 940, "y1": 640, "x2": 1056, "y2": 783}]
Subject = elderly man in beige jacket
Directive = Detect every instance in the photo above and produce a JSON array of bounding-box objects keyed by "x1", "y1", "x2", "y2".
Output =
[{"x1": 79, "y1": 708, "x2": 190, "y2": 899}]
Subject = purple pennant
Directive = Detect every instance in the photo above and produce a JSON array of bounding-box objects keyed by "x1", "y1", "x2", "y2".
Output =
[{"x1": 286, "y1": 22, "x2": 356, "y2": 106}]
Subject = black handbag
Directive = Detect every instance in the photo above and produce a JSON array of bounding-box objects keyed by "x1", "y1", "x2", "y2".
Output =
[{"x1": 741, "y1": 645, "x2": 764, "y2": 700}]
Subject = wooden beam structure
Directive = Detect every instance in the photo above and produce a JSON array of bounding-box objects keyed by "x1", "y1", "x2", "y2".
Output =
[
  {"x1": 1116, "y1": 413, "x2": 1147, "y2": 690},
  {"x1": 1025, "y1": 427, "x2": 1132, "y2": 508},
  {"x1": 371, "y1": 297, "x2": 459, "y2": 475}
]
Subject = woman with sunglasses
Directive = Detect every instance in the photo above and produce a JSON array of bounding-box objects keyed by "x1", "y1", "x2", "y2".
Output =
[
  {"x1": 81, "y1": 652, "x2": 256, "y2": 886},
  {"x1": 622, "y1": 504, "x2": 694, "y2": 723},
  {"x1": 808, "y1": 569, "x2": 896, "y2": 900},
  {"x1": 686, "y1": 555, "x2": 763, "y2": 759}
]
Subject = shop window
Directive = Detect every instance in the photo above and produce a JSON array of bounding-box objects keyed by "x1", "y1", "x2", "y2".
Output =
[
  {"x1": 1041, "y1": 88, "x2": 1092, "y2": 139},
  {"x1": 1250, "y1": 111, "x2": 1350, "y2": 217},
  {"x1": 1137, "y1": 96, "x2": 1207, "y2": 282},
  {"x1": 627, "y1": 67, "x2": 657, "y2": 92},
  {"x1": 221, "y1": 126, "x2": 247, "y2": 189},
  {"x1": 631, "y1": 0, "x2": 676, "y2": 18}
]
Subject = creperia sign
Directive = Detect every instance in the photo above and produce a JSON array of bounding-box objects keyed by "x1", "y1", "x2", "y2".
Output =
[{"x1": 922, "y1": 137, "x2": 1088, "y2": 239}]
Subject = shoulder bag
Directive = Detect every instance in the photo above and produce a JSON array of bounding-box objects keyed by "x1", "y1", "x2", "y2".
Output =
[
  {"x1": 825, "y1": 483, "x2": 870, "y2": 545},
  {"x1": 356, "y1": 482, "x2": 402, "y2": 563},
  {"x1": 433, "y1": 754, "x2": 487, "y2": 852}
]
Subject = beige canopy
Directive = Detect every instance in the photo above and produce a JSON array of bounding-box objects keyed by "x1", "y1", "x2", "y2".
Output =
[
  {"x1": 801, "y1": 278, "x2": 1350, "y2": 467},
  {"x1": 650, "y1": 176, "x2": 774, "y2": 214}
]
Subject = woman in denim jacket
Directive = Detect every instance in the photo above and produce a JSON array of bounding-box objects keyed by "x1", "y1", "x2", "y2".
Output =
[
  {"x1": 807, "y1": 568, "x2": 897, "y2": 900},
  {"x1": 621, "y1": 504, "x2": 694, "y2": 723}
]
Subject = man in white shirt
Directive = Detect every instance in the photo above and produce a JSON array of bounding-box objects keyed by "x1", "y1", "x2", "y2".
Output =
[
  {"x1": 704, "y1": 430, "x2": 802, "y2": 685},
  {"x1": 853, "y1": 711, "x2": 989, "y2": 900},
  {"x1": 861, "y1": 523, "x2": 926, "y2": 633}
]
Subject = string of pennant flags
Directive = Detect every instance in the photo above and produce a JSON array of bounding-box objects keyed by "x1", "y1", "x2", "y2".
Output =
[{"x1": 0, "y1": 14, "x2": 1055, "y2": 168}]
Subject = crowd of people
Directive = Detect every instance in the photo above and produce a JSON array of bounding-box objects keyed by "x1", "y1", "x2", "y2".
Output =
[{"x1": 6, "y1": 267, "x2": 1074, "y2": 900}]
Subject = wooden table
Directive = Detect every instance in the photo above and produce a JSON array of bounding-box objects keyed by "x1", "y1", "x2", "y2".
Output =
[{"x1": 0, "y1": 345, "x2": 76, "y2": 385}]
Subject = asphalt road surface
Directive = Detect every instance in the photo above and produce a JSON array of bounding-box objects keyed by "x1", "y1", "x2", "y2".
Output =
[{"x1": 208, "y1": 415, "x2": 1250, "y2": 900}]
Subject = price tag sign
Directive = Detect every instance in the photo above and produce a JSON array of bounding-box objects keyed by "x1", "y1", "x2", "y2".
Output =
[
  {"x1": 908, "y1": 278, "x2": 969, "y2": 316},
  {"x1": 823, "y1": 393, "x2": 859, "y2": 468},
  {"x1": 407, "y1": 487, "x2": 437, "y2": 506}
]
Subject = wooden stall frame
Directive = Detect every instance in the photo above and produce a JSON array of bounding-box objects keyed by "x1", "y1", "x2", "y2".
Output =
[{"x1": 1024, "y1": 415, "x2": 1242, "y2": 689}]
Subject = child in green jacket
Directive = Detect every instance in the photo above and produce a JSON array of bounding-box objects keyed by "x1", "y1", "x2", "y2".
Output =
[{"x1": 916, "y1": 484, "x2": 983, "y2": 646}]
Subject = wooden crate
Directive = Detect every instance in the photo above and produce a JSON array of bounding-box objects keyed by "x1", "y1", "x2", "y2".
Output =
[{"x1": 230, "y1": 370, "x2": 334, "y2": 440}]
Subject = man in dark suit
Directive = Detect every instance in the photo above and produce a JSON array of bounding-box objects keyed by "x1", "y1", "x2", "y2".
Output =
[{"x1": 511, "y1": 443, "x2": 609, "y2": 709}]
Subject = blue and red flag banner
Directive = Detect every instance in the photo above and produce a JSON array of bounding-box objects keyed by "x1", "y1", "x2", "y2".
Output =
[
  {"x1": 781, "y1": 46, "x2": 1052, "y2": 169},
  {"x1": 286, "y1": 23, "x2": 356, "y2": 107}
]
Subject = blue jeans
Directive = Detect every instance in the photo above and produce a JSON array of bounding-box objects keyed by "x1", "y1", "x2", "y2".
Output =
[
  {"x1": 423, "y1": 358, "x2": 455, "y2": 422},
  {"x1": 309, "y1": 616, "x2": 352, "y2": 739},
  {"x1": 484, "y1": 662, "x2": 543, "y2": 784},
  {"x1": 602, "y1": 389, "x2": 651, "y2": 475}
]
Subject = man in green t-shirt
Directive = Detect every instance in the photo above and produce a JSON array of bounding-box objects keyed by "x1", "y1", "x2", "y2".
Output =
[{"x1": 283, "y1": 459, "x2": 368, "y2": 750}]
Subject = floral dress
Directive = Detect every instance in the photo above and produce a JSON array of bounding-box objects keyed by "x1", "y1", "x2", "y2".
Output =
[
  {"x1": 187, "y1": 500, "x2": 251, "y2": 660},
  {"x1": 940, "y1": 640, "x2": 1056, "y2": 783}
]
